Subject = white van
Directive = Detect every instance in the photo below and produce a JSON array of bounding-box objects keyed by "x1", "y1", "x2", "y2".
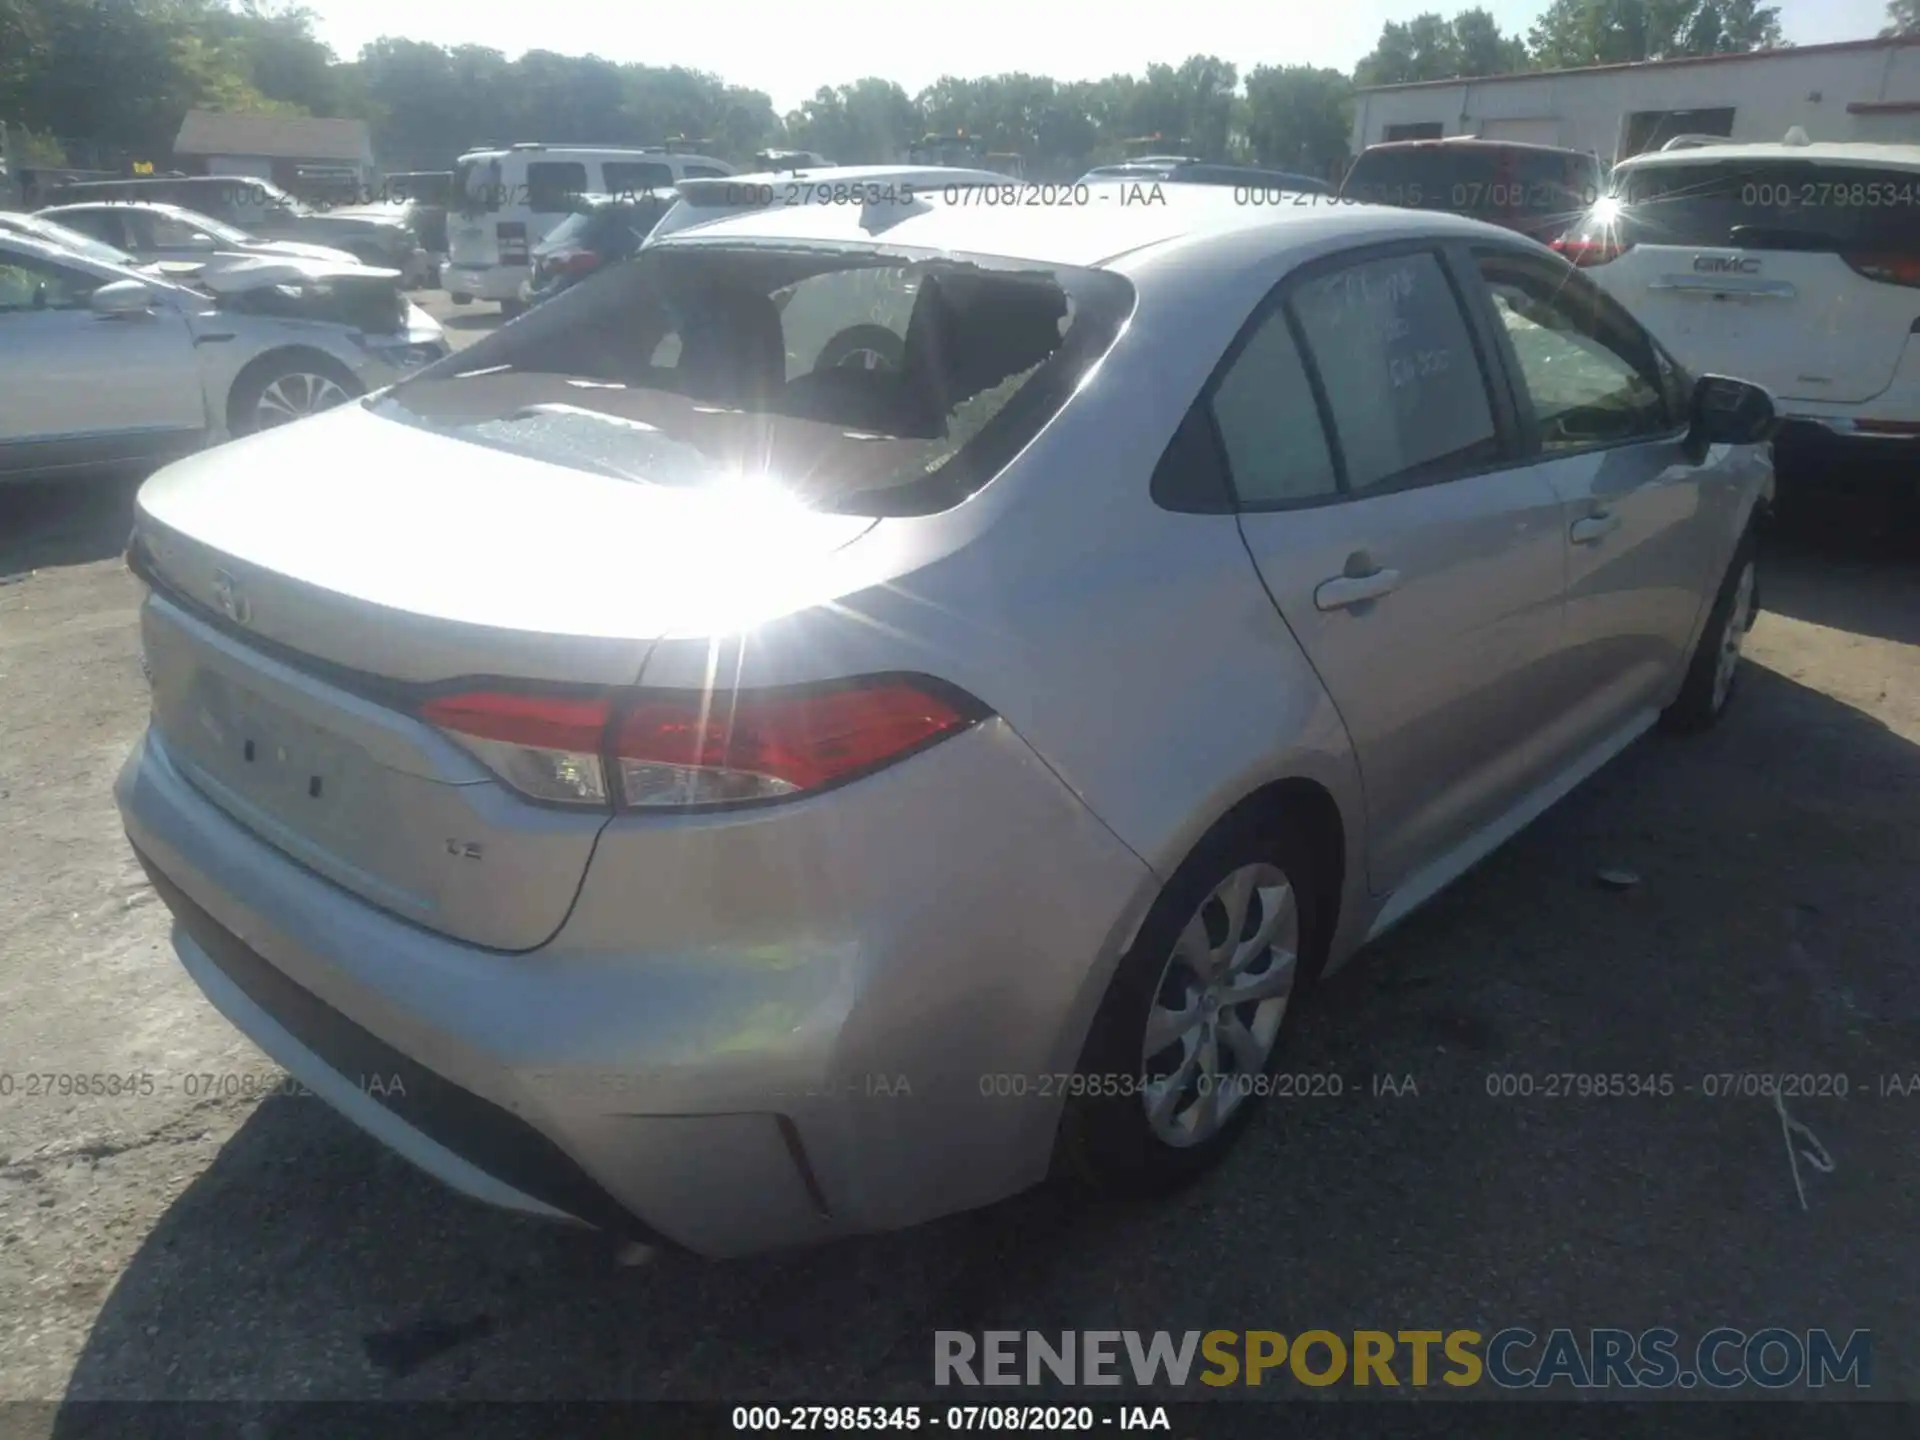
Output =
[{"x1": 445, "y1": 145, "x2": 735, "y2": 315}]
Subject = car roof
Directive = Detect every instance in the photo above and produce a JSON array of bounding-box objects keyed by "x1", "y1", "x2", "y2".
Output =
[
  {"x1": 697, "y1": 164, "x2": 1012, "y2": 187},
  {"x1": 455, "y1": 146, "x2": 717, "y2": 163},
  {"x1": 652, "y1": 179, "x2": 1513, "y2": 270},
  {"x1": 1361, "y1": 137, "x2": 1596, "y2": 159},
  {"x1": 1613, "y1": 140, "x2": 1920, "y2": 170},
  {"x1": 41, "y1": 199, "x2": 190, "y2": 218}
]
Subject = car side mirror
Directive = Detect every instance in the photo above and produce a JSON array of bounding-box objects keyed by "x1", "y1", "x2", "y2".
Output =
[
  {"x1": 1686, "y1": 374, "x2": 1776, "y2": 462},
  {"x1": 90, "y1": 279, "x2": 155, "y2": 316}
]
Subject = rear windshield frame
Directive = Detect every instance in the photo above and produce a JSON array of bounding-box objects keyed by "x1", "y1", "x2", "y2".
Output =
[{"x1": 377, "y1": 237, "x2": 1138, "y2": 518}]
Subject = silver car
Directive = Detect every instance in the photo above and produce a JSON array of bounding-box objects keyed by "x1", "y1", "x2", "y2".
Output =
[
  {"x1": 36, "y1": 201, "x2": 362, "y2": 277},
  {"x1": 0, "y1": 232, "x2": 447, "y2": 479},
  {"x1": 116, "y1": 186, "x2": 1775, "y2": 1257}
]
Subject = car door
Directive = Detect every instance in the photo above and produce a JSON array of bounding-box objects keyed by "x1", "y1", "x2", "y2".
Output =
[
  {"x1": 1462, "y1": 243, "x2": 1720, "y2": 748},
  {"x1": 1223, "y1": 242, "x2": 1570, "y2": 897},
  {"x1": 0, "y1": 248, "x2": 206, "y2": 462}
]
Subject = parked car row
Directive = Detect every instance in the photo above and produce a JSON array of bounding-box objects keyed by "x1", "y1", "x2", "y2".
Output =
[
  {"x1": 109, "y1": 173, "x2": 1785, "y2": 1260},
  {"x1": 42, "y1": 174, "x2": 432, "y2": 283},
  {"x1": 0, "y1": 225, "x2": 447, "y2": 480}
]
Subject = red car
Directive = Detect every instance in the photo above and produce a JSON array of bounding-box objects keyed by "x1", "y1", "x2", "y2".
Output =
[{"x1": 1340, "y1": 138, "x2": 1606, "y2": 244}]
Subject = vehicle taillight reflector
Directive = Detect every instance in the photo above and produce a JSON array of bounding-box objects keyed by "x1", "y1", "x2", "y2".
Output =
[
  {"x1": 1552, "y1": 237, "x2": 1627, "y2": 267},
  {"x1": 421, "y1": 691, "x2": 611, "y2": 806},
  {"x1": 1843, "y1": 253, "x2": 1920, "y2": 288},
  {"x1": 421, "y1": 679, "x2": 984, "y2": 810},
  {"x1": 612, "y1": 680, "x2": 979, "y2": 808}
]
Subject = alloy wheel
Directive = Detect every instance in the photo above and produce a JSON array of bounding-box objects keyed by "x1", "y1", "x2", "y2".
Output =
[
  {"x1": 1140, "y1": 862, "x2": 1298, "y2": 1148},
  {"x1": 255, "y1": 372, "x2": 353, "y2": 428}
]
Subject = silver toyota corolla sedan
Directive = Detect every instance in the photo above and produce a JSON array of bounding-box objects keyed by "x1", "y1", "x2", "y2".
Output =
[{"x1": 116, "y1": 185, "x2": 1776, "y2": 1257}]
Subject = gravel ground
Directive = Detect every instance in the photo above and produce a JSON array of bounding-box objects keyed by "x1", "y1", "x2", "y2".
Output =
[{"x1": 1, "y1": 317, "x2": 1916, "y2": 1409}]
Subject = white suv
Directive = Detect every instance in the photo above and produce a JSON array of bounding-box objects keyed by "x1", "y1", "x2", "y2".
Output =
[{"x1": 1555, "y1": 134, "x2": 1920, "y2": 461}]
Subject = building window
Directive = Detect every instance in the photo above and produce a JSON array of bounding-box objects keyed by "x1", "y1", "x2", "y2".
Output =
[
  {"x1": 1621, "y1": 108, "x2": 1735, "y2": 157},
  {"x1": 1384, "y1": 122, "x2": 1445, "y2": 142}
]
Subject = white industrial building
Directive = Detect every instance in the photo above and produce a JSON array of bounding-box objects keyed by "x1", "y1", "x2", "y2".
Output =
[{"x1": 1351, "y1": 35, "x2": 1920, "y2": 162}]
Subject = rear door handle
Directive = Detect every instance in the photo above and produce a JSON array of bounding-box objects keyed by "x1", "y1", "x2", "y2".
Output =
[
  {"x1": 1314, "y1": 567, "x2": 1400, "y2": 611},
  {"x1": 1570, "y1": 511, "x2": 1622, "y2": 544}
]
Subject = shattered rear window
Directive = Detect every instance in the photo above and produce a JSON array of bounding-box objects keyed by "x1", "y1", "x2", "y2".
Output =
[{"x1": 373, "y1": 241, "x2": 1134, "y2": 516}]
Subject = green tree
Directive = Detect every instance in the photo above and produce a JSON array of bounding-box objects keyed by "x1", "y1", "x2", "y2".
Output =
[
  {"x1": 1452, "y1": 8, "x2": 1532, "y2": 74},
  {"x1": 1528, "y1": 0, "x2": 1780, "y2": 68},
  {"x1": 785, "y1": 78, "x2": 916, "y2": 163},
  {"x1": 1886, "y1": 0, "x2": 1918, "y2": 34},
  {"x1": 1356, "y1": 9, "x2": 1528, "y2": 86},
  {"x1": 1242, "y1": 65, "x2": 1353, "y2": 177}
]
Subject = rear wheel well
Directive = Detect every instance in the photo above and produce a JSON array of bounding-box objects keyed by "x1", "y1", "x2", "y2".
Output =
[
  {"x1": 225, "y1": 346, "x2": 361, "y2": 434},
  {"x1": 1189, "y1": 777, "x2": 1346, "y2": 988}
]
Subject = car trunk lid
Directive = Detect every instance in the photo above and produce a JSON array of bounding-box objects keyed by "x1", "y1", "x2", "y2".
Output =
[{"x1": 131, "y1": 400, "x2": 877, "y2": 948}]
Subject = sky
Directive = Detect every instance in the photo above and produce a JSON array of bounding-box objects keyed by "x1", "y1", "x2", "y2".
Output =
[{"x1": 304, "y1": 0, "x2": 1896, "y2": 116}]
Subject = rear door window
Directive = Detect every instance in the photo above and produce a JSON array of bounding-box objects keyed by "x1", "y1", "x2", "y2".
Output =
[
  {"x1": 602, "y1": 161, "x2": 674, "y2": 195},
  {"x1": 1206, "y1": 309, "x2": 1339, "y2": 505},
  {"x1": 1600, "y1": 160, "x2": 1920, "y2": 253},
  {"x1": 526, "y1": 162, "x2": 589, "y2": 213},
  {"x1": 1287, "y1": 250, "x2": 1503, "y2": 494},
  {"x1": 455, "y1": 158, "x2": 501, "y2": 214}
]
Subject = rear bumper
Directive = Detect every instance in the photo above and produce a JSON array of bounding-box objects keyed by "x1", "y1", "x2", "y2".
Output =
[
  {"x1": 117, "y1": 715, "x2": 1153, "y2": 1257},
  {"x1": 443, "y1": 263, "x2": 527, "y2": 301},
  {"x1": 1774, "y1": 337, "x2": 1920, "y2": 450}
]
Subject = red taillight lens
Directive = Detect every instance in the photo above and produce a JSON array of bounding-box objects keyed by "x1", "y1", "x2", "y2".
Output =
[
  {"x1": 551, "y1": 249, "x2": 600, "y2": 276},
  {"x1": 1843, "y1": 253, "x2": 1920, "y2": 289},
  {"x1": 421, "y1": 691, "x2": 612, "y2": 807},
  {"x1": 1552, "y1": 237, "x2": 1626, "y2": 267},
  {"x1": 421, "y1": 679, "x2": 983, "y2": 810},
  {"x1": 611, "y1": 680, "x2": 980, "y2": 808}
]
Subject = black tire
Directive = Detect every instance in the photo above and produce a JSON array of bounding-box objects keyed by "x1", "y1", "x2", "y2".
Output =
[
  {"x1": 499, "y1": 298, "x2": 527, "y2": 320},
  {"x1": 450, "y1": 292, "x2": 473, "y2": 306},
  {"x1": 227, "y1": 352, "x2": 363, "y2": 437},
  {"x1": 1661, "y1": 526, "x2": 1758, "y2": 734},
  {"x1": 813, "y1": 323, "x2": 905, "y2": 373},
  {"x1": 1058, "y1": 817, "x2": 1325, "y2": 1197}
]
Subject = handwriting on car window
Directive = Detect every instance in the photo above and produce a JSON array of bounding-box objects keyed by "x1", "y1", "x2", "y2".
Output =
[{"x1": 1310, "y1": 261, "x2": 1419, "y2": 324}]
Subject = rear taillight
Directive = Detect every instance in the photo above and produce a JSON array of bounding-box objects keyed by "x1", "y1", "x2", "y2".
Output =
[
  {"x1": 1843, "y1": 253, "x2": 1920, "y2": 289},
  {"x1": 1552, "y1": 237, "x2": 1627, "y2": 267},
  {"x1": 497, "y1": 221, "x2": 528, "y2": 262},
  {"x1": 421, "y1": 678, "x2": 983, "y2": 811},
  {"x1": 421, "y1": 691, "x2": 612, "y2": 806},
  {"x1": 547, "y1": 249, "x2": 600, "y2": 277}
]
